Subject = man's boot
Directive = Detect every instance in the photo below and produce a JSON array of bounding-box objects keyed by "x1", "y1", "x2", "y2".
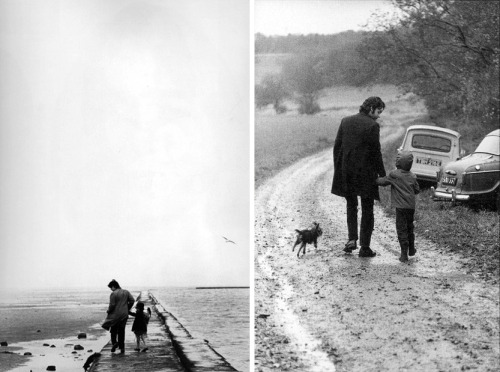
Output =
[{"x1": 399, "y1": 244, "x2": 409, "y2": 262}]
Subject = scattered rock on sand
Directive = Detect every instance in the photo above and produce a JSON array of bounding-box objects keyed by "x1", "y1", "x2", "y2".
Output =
[
  {"x1": 24, "y1": 352, "x2": 32, "y2": 355},
  {"x1": 46, "y1": 366, "x2": 56, "y2": 371},
  {"x1": 74, "y1": 345, "x2": 84, "y2": 351},
  {"x1": 43, "y1": 343, "x2": 50, "y2": 347},
  {"x1": 77, "y1": 333, "x2": 87, "y2": 339},
  {"x1": 0, "y1": 341, "x2": 7, "y2": 346}
]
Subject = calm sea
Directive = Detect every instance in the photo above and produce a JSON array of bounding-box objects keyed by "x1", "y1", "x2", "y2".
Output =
[
  {"x1": 0, "y1": 286, "x2": 249, "y2": 372},
  {"x1": 152, "y1": 287, "x2": 250, "y2": 372}
]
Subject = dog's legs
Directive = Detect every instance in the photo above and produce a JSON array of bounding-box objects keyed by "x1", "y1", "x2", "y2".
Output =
[
  {"x1": 292, "y1": 239, "x2": 300, "y2": 252},
  {"x1": 297, "y1": 242, "x2": 306, "y2": 258}
]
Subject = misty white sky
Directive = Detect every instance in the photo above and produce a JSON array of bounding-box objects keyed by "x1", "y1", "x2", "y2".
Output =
[
  {"x1": 0, "y1": 0, "x2": 249, "y2": 289},
  {"x1": 255, "y1": 0, "x2": 395, "y2": 35}
]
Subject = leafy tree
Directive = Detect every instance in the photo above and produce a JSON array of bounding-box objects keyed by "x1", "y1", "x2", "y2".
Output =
[
  {"x1": 281, "y1": 55, "x2": 327, "y2": 115},
  {"x1": 360, "y1": 0, "x2": 499, "y2": 127},
  {"x1": 255, "y1": 74, "x2": 289, "y2": 113}
]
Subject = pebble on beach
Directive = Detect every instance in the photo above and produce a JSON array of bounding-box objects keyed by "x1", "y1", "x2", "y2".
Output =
[
  {"x1": 77, "y1": 333, "x2": 87, "y2": 339},
  {"x1": 74, "y1": 345, "x2": 84, "y2": 350},
  {"x1": 46, "y1": 366, "x2": 56, "y2": 371},
  {"x1": 0, "y1": 341, "x2": 7, "y2": 346}
]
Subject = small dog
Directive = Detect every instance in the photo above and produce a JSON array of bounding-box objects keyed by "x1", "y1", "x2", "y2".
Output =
[
  {"x1": 292, "y1": 222, "x2": 323, "y2": 258},
  {"x1": 83, "y1": 352, "x2": 101, "y2": 371}
]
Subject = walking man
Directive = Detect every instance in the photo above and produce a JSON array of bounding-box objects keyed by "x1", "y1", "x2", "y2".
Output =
[
  {"x1": 102, "y1": 279, "x2": 135, "y2": 353},
  {"x1": 331, "y1": 96, "x2": 386, "y2": 257}
]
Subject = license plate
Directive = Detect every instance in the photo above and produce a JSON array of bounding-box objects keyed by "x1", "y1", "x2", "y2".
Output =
[
  {"x1": 442, "y1": 176, "x2": 457, "y2": 186},
  {"x1": 416, "y1": 157, "x2": 442, "y2": 167}
]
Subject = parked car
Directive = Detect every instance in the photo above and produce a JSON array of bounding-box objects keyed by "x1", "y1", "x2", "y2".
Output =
[
  {"x1": 398, "y1": 125, "x2": 465, "y2": 183},
  {"x1": 432, "y1": 129, "x2": 500, "y2": 207}
]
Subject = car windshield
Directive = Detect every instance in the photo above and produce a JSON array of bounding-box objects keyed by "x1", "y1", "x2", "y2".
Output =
[
  {"x1": 474, "y1": 135, "x2": 500, "y2": 155},
  {"x1": 411, "y1": 134, "x2": 452, "y2": 153}
]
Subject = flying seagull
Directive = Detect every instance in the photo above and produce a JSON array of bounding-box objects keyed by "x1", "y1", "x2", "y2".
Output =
[{"x1": 222, "y1": 236, "x2": 236, "y2": 244}]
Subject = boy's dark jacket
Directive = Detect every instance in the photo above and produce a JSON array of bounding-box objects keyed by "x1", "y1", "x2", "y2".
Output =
[
  {"x1": 129, "y1": 309, "x2": 150, "y2": 334},
  {"x1": 377, "y1": 152, "x2": 420, "y2": 209}
]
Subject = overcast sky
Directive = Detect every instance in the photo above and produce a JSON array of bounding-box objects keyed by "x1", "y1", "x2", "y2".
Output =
[
  {"x1": 255, "y1": 0, "x2": 395, "y2": 35},
  {"x1": 0, "y1": 0, "x2": 249, "y2": 289}
]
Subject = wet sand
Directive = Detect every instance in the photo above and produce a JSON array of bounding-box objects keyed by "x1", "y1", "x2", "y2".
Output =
[
  {"x1": 1, "y1": 333, "x2": 108, "y2": 372},
  {"x1": 0, "y1": 289, "x2": 112, "y2": 371},
  {"x1": 1, "y1": 322, "x2": 109, "y2": 372}
]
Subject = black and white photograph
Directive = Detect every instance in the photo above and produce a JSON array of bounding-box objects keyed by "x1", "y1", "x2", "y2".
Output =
[
  {"x1": 0, "y1": 0, "x2": 499, "y2": 371},
  {"x1": 254, "y1": 0, "x2": 499, "y2": 371},
  {"x1": 0, "y1": 0, "x2": 249, "y2": 371}
]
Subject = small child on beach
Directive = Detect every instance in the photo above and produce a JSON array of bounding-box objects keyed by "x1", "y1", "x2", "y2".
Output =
[
  {"x1": 128, "y1": 301, "x2": 152, "y2": 352},
  {"x1": 376, "y1": 151, "x2": 420, "y2": 262}
]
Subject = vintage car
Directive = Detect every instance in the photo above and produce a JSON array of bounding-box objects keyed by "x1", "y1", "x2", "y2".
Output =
[
  {"x1": 432, "y1": 129, "x2": 500, "y2": 207},
  {"x1": 398, "y1": 125, "x2": 465, "y2": 183}
]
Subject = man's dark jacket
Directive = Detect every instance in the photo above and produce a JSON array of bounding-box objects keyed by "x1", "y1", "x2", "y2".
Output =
[{"x1": 331, "y1": 112, "x2": 386, "y2": 200}]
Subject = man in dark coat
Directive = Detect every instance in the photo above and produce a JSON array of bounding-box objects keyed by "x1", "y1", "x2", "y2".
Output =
[
  {"x1": 101, "y1": 279, "x2": 135, "y2": 353},
  {"x1": 331, "y1": 96, "x2": 386, "y2": 257}
]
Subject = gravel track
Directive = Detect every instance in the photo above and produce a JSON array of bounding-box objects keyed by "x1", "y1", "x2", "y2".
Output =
[{"x1": 254, "y1": 121, "x2": 499, "y2": 371}]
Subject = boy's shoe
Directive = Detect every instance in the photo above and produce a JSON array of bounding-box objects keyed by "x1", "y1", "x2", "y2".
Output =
[
  {"x1": 141, "y1": 348, "x2": 148, "y2": 352},
  {"x1": 134, "y1": 348, "x2": 140, "y2": 351},
  {"x1": 343, "y1": 240, "x2": 358, "y2": 253},
  {"x1": 358, "y1": 247, "x2": 376, "y2": 257},
  {"x1": 119, "y1": 349, "x2": 125, "y2": 354},
  {"x1": 409, "y1": 246, "x2": 416, "y2": 256}
]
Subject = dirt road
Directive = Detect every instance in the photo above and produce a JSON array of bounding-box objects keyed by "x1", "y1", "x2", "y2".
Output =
[{"x1": 254, "y1": 121, "x2": 499, "y2": 371}]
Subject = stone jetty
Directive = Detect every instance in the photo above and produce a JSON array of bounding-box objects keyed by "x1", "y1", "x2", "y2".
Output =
[{"x1": 89, "y1": 291, "x2": 237, "y2": 372}]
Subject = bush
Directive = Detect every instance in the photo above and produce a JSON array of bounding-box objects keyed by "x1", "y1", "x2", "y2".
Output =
[{"x1": 297, "y1": 97, "x2": 321, "y2": 115}]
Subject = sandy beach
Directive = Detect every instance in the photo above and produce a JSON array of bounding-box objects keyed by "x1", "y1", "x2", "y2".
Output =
[
  {"x1": 0, "y1": 288, "x2": 116, "y2": 372},
  {"x1": 1, "y1": 331, "x2": 109, "y2": 372}
]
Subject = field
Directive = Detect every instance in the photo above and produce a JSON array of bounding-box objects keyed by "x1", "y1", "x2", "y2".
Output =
[{"x1": 255, "y1": 83, "x2": 411, "y2": 187}]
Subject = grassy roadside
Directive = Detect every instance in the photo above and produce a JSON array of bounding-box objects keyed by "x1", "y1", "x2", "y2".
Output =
[
  {"x1": 255, "y1": 114, "x2": 337, "y2": 188},
  {"x1": 255, "y1": 99, "x2": 499, "y2": 285}
]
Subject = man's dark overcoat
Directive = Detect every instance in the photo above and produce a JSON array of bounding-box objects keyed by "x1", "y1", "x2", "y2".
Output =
[
  {"x1": 101, "y1": 288, "x2": 135, "y2": 330},
  {"x1": 331, "y1": 112, "x2": 386, "y2": 200}
]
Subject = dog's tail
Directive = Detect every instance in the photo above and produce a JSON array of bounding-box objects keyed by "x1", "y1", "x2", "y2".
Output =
[{"x1": 295, "y1": 229, "x2": 301, "y2": 234}]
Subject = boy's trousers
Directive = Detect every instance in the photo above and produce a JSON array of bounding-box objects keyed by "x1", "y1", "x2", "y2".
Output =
[{"x1": 396, "y1": 208, "x2": 415, "y2": 253}]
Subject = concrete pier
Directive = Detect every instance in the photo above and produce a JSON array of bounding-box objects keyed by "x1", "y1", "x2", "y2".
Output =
[{"x1": 89, "y1": 291, "x2": 238, "y2": 372}]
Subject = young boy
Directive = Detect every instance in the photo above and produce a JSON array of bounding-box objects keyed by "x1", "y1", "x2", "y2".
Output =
[
  {"x1": 129, "y1": 301, "x2": 152, "y2": 352},
  {"x1": 376, "y1": 151, "x2": 420, "y2": 262}
]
